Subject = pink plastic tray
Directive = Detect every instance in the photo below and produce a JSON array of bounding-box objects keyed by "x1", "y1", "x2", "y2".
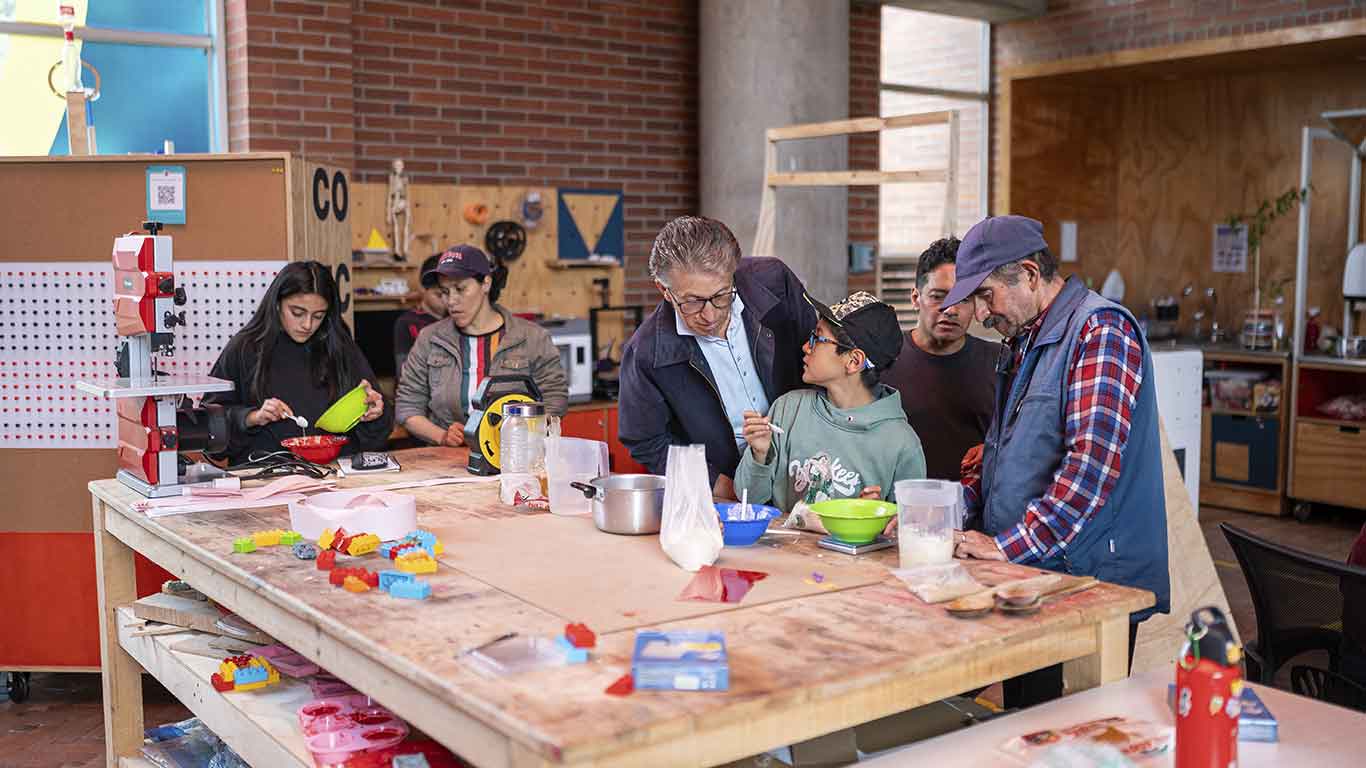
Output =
[{"x1": 297, "y1": 694, "x2": 409, "y2": 765}]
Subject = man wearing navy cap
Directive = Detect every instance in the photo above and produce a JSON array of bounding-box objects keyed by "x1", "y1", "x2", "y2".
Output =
[{"x1": 946, "y1": 215, "x2": 1169, "y2": 707}]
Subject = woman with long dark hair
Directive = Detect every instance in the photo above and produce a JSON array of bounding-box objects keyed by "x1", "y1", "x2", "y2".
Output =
[{"x1": 206, "y1": 261, "x2": 391, "y2": 463}]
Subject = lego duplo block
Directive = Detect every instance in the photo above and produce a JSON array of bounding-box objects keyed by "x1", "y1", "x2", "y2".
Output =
[
  {"x1": 553, "y1": 635, "x2": 589, "y2": 664},
  {"x1": 252, "y1": 529, "x2": 284, "y2": 547},
  {"x1": 329, "y1": 567, "x2": 356, "y2": 587},
  {"x1": 317, "y1": 528, "x2": 337, "y2": 550},
  {"x1": 316, "y1": 549, "x2": 336, "y2": 570},
  {"x1": 379, "y1": 570, "x2": 413, "y2": 592},
  {"x1": 378, "y1": 540, "x2": 402, "y2": 559},
  {"x1": 346, "y1": 533, "x2": 381, "y2": 556},
  {"x1": 234, "y1": 664, "x2": 269, "y2": 686},
  {"x1": 210, "y1": 673, "x2": 233, "y2": 692},
  {"x1": 389, "y1": 580, "x2": 431, "y2": 600},
  {"x1": 564, "y1": 623, "x2": 596, "y2": 649},
  {"x1": 401, "y1": 530, "x2": 444, "y2": 556},
  {"x1": 293, "y1": 542, "x2": 318, "y2": 560},
  {"x1": 280, "y1": 530, "x2": 303, "y2": 546},
  {"x1": 395, "y1": 551, "x2": 437, "y2": 574},
  {"x1": 232, "y1": 537, "x2": 256, "y2": 554},
  {"x1": 343, "y1": 575, "x2": 371, "y2": 593}
]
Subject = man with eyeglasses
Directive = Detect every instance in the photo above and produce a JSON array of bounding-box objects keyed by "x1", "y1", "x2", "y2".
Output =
[
  {"x1": 945, "y1": 215, "x2": 1170, "y2": 708},
  {"x1": 619, "y1": 216, "x2": 817, "y2": 499},
  {"x1": 882, "y1": 237, "x2": 999, "y2": 481}
]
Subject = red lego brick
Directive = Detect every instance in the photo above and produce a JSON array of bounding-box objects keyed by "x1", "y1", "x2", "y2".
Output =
[
  {"x1": 316, "y1": 549, "x2": 336, "y2": 570},
  {"x1": 329, "y1": 567, "x2": 355, "y2": 587},
  {"x1": 363, "y1": 570, "x2": 379, "y2": 588},
  {"x1": 564, "y1": 623, "x2": 596, "y2": 649},
  {"x1": 331, "y1": 528, "x2": 350, "y2": 551},
  {"x1": 211, "y1": 672, "x2": 233, "y2": 692}
]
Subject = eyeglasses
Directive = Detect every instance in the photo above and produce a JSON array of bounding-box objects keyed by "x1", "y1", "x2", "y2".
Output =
[
  {"x1": 669, "y1": 286, "x2": 737, "y2": 316},
  {"x1": 808, "y1": 330, "x2": 876, "y2": 370}
]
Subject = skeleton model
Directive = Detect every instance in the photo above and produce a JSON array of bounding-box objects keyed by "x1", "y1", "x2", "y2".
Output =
[{"x1": 387, "y1": 159, "x2": 411, "y2": 261}]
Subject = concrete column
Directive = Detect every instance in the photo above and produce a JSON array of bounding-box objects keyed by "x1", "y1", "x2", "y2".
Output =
[{"x1": 700, "y1": 0, "x2": 850, "y2": 301}]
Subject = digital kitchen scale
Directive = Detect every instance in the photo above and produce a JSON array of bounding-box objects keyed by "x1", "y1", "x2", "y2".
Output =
[{"x1": 817, "y1": 536, "x2": 895, "y2": 555}]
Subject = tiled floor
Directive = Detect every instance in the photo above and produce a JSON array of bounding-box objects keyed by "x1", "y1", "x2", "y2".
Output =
[{"x1": 2, "y1": 505, "x2": 1360, "y2": 766}]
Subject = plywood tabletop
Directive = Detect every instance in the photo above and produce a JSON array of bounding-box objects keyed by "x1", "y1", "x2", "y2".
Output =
[{"x1": 89, "y1": 448, "x2": 1154, "y2": 766}]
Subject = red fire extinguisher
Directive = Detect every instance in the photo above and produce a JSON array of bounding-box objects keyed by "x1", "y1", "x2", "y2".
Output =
[{"x1": 1175, "y1": 606, "x2": 1243, "y2": 768}]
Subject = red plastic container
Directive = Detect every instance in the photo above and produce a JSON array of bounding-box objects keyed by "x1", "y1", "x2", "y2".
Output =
[{"x1": 281, "y1": 435, "x2": 348, "y2": 464}]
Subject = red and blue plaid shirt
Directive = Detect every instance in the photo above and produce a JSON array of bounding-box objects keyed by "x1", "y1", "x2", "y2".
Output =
[{"x1": 963, "y1": 308, "x2": 1145, "y2": 564}]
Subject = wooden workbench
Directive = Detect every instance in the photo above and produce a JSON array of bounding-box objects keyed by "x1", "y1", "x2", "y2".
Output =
[{"x1": 91, "y1": 448, "x2": 1153, "y2": 768}]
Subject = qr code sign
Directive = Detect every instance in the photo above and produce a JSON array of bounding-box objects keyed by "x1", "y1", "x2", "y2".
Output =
[
  {"x1": 148, "y1": 168, "x2": 185, "y2": 213},
  {"x1": 156, "y1": 184, "x2": 178, "y2": 207}
]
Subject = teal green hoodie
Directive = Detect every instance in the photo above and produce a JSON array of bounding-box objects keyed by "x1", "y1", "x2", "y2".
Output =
[{"x1": 734, "y1": 384, "x2": 927, "y2": 513}]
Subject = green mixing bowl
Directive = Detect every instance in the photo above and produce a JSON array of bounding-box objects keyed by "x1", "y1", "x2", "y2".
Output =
[
  {"x1": 808, "y1": 499, "x2": 895, "y2": 545},
  {"x1": 315, "y1": 384, "x2": 368, "y2": 433}
]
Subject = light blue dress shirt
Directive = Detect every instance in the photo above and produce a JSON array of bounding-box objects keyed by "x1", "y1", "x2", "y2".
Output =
[{"x1": 675, "y1": 294, "x2": 771, "y2": 448}]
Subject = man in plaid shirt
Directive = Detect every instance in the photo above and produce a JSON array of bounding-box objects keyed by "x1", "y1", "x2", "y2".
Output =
[{"x1": 941, "y1": 215, "x2": 1170, "y2": 708}]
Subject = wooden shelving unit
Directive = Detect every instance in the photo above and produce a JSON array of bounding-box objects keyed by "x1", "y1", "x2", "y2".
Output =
[
  {"x1": 1289, "y1": 354, "x2": 1366, "y2": 518},
  {"x1": 1199, "y1": 347, "x2": 1292, "y2": 517}
]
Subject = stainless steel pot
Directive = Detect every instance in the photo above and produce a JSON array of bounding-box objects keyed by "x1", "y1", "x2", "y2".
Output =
[
  {"x1": 570, "y1": 474, "x2": 666, "y2": 535},
  {"x1": 1340, "y1": 336, "x2": 1366, "y2": 359}
]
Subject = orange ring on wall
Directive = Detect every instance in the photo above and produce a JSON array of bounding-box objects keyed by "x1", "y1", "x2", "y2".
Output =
[{"x1": 463, "y1": 203, "x2": 490, "y2": 226}]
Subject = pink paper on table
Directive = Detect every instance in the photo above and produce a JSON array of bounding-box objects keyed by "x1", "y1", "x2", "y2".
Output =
[{"x1": 677, "y1": 565, "x2": 768, "y2": 603}]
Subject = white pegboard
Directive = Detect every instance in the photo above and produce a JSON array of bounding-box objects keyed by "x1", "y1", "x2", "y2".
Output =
[{"x1": 1, "y1": 261, "x2": 285, "y2": 449}]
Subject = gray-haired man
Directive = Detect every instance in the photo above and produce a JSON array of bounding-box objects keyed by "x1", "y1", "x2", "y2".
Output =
[{"x1": 618, "y1": 216, "x2": 817, "y2": 499}]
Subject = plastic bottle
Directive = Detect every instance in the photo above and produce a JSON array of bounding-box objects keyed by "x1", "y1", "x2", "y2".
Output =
[{"x1": 499, "y1": 401, "x2": 547, "y2": 477}]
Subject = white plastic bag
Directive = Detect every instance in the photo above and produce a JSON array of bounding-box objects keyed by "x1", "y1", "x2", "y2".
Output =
[{"x1": 659, "y1": 444, "x2": 723, "y2": 572}]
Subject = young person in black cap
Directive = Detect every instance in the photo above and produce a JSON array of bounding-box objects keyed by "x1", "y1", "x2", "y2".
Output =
[
  {"x1": 395, "y1": 245, "x2": 567, "y2": 447},
  {"x1": 391, "y1": 253, "x2": 449, "y2": 374},
  {"x1": 734, "y1": 291, "x2": 926, "y2": 528}
]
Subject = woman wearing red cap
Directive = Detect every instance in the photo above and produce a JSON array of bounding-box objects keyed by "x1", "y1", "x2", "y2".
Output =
[{"x1": 395, "y1": 245, "x2": 567, "y2": 447}]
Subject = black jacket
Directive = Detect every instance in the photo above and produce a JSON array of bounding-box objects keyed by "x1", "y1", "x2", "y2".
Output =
[
  {"x1": 618, "y1": 258, "x2": 816, "y2": 485},
  {"x1": 206, "y1": 330, "x2": 393, "y2": 464}
]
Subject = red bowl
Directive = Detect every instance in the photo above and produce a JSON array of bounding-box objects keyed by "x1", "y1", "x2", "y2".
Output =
[{"x1": 281, "y1": 435, "x2": 348, "y2": 464}]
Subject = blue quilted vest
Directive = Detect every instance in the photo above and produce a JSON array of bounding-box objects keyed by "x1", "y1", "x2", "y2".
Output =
[{"x1": 981, "y1": 277, "x2": 1170, "y2": 621}]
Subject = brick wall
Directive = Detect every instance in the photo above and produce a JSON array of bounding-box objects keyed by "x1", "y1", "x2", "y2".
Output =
[
  {"x1": 990, "y1": 0, "x2": 1366, "y2": 210},
  {"x1": 225, "y1": 2, "x2": 888, "y2": 307}
]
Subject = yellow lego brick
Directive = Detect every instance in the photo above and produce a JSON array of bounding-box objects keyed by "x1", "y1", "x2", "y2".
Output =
[
  {"x1": 343, "y1": 574, "x2": 371, "y2": 592},
  {"x1": 235, "y1": 680, "x2": 268, "y2": 691},
  {"x1": 252, "y1": 529, "x2": 283, "y2": 547},
  {"x1": 346, "y1": 533, "x2": 381, "y2": 556},
  {"x1": 395, "y1": 551, "x2": 437, "y2": 574},
  {"x1": 433, "y1": 538, "x2": 444, "y2": 556},
  {"x1": 317, "y1": 527, "x2": 337, "y2": 550}
]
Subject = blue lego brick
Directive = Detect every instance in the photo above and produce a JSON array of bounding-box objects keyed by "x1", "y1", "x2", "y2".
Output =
[
  {"x1": 392, "y1": 755, "x2": 431, "y2": 768},
  {"x1": 389, "y1": 580, "x2": 431, "y2": 600},
  {"x1": 292, "y1": 542, "x2": 318, "y2": 560},
  {"x1": 379, "y1": 569, "x2": 413, "y2": 592},
  {"x1": 554, "y1": 634, "x2": 589, "y2": 664},
  {"x1": 234, "y1": 665, "x2": 268, "y2": 685}
]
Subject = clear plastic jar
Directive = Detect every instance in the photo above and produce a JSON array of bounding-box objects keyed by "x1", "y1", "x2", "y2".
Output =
[{"x1": 499, "y1": 401, "x2": 547, "y2": 476}]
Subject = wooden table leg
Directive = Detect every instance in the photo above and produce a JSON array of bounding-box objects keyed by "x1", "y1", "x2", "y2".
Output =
[
  {"x1": 1062, "y1": 615, "x2": 1130, "y2": 695},
  {"x1": 93, "y1": 496, "x2": 144, "y2": 767}
]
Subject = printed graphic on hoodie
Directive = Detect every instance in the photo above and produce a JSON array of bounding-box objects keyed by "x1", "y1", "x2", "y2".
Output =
[{"x1": 790, "y1": 452, "x2": 862, "y2": 502}]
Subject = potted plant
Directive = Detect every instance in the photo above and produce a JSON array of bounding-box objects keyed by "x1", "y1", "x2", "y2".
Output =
[{"x1": 1225, "y1": 186, "x2": 1309, "y2": 348}]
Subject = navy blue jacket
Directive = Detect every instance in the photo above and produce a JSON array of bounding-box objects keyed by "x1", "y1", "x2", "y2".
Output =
[{"x1": 618, "y1": 258, "x2": 816, "y2": 485}]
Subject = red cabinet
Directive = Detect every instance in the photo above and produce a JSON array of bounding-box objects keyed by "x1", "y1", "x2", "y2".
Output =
[{"x1": 561, "y1": 402, "x2": 647, "y2": 474}]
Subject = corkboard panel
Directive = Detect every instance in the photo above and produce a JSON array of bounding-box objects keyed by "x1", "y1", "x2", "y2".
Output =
[
  {"x1": 0, "y1": 155, "x2": 291, "y2": 263},
  {"x1": 349, "y1": 182, "x2": 627, "y2": 325},
  {"x1": 1008, "y1": 63, "x2": 1366, "y2": 333},
  {"x1": 0, "y1": 449, "x2": 116, "y2": 532},
  {"x1": 288, "y1": 158, "x2": 354, "y2": 329}
]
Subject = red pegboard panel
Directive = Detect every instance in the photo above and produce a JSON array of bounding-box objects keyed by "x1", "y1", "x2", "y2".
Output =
[{"x1": 0, "y1": 532, "x2": 176, "y2": 669}]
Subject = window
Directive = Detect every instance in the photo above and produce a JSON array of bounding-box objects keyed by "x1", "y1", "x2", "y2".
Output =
[
  {"x1": 879, "y1": 7, "x2": 990, "y2": 259},
  {"x1": 0, "y1": 1, "x2": 226, "y2": 155}
]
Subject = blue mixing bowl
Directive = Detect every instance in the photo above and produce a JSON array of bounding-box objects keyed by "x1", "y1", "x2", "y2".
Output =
[{"x1": 715, "y1": 502, "x2": 780, "y2": 546}]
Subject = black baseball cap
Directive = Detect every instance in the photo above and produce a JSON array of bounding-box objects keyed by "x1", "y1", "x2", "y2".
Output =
[
  {"x1": 431, "y1": 244, "x2": 493, "y2": 283},
  {"x1": 941, "y1": 215, "x2": 1050, "y2": 308},
  {"x1": 805, "y1": 291, "x2": 903, "y2": 370},
  {"x1": 418, "y1": 253, "x2": 443, "y2": 288}
]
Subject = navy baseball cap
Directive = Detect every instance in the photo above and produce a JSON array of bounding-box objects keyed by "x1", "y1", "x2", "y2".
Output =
[
  {"x1": 432, "y1": 244, "x2": 493, "y2": 282},
  {"x1": 941, "y1": 215, "x2": 1050, "y2": 309}
]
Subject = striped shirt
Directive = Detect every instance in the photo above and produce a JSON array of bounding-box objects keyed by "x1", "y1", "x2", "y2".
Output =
[{"x1": 457, "y1": 328, "x2": 503, "y2": 417}]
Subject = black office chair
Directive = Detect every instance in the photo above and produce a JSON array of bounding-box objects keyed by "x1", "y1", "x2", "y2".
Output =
[
  {"x1": 1219, "y1": 523, "x2": 1366, "y2": 685},
  {"x1": 1291, "y1": 665, "x2": 1366, "y2": 712}
]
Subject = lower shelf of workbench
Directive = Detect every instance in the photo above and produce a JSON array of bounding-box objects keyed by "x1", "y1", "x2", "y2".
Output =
[{"x1": 115, "y1": 606, "x2": 314, "y2": 768}]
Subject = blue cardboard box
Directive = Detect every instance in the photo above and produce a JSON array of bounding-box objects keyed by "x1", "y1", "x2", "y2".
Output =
[{"x1": 632, "y1": 631, "x2": 728, "y2": 691}]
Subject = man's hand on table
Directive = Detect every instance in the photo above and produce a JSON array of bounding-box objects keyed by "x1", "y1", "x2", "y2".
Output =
[{"x1": 955, "y1": 530, "x2": 1007, "y2": 561}]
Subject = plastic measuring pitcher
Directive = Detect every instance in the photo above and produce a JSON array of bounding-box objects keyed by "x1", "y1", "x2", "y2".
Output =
[
  {"x1": 894, "y1": 479, "x2": 959, "y2": 567},
  {"x1": 545, "y1": 436, "x2": 609, "y2": 516}
]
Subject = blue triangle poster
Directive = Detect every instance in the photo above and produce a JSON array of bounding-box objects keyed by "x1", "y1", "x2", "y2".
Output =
[{"x1": 557, "y1": 189, "x2": 624, "y2": 264}]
